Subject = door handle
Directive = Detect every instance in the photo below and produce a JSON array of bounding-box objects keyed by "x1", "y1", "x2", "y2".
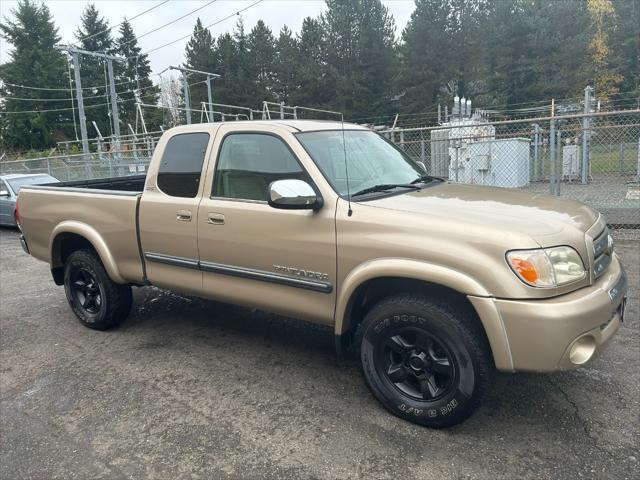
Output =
[
  {"x1": 207, "y1": 213, "x2": 225, "y2": 225},
  {"x1": 176, "y1": 210, "x2": 192, "y2": 221}
]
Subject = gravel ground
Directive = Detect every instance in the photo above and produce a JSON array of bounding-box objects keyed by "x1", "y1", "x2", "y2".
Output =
[{"x1": 1, "y1": 227, "x2": 638, "y2": 480}]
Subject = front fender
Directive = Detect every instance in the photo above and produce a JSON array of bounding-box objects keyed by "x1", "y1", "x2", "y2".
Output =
[
  {"x1": 334, "y1": 258, "x2": 515, "y2": 371},
  {"x1": 50, "y1": 220, "x2": 126, "y2": 284}
]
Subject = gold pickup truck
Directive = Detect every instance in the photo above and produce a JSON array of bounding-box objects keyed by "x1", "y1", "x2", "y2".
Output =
[{"x1": 17, "y1": 121, "x2": 627, "y2": 427}]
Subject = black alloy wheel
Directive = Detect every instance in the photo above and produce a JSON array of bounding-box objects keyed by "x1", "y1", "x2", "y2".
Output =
[
  {"x1": 63, "y1": 249, "x2": 132, "y2": 330},
  {"x1": 69, "y1": 267, "x2": 103, "y2": 314},
  {"x1": 359, "y1": 293, "x2": 494, "y2": 428},
  {"x1": 376, "y1": 327, "x2": 456, "y2": 401}
]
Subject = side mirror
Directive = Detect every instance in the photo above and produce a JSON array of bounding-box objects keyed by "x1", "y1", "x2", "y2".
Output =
[
  {"x1": 268, "y1": 179, "x2": 323, "y2": 210},
  {"x1": 0, "y1": 189, "x2": 10, "y2": 198}
]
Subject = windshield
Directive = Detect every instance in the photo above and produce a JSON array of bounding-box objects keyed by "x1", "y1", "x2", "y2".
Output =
[
  {"x1": 296, "y1": 130, "x2": 426, "y2": 197},
  {"x1": 7, "y1": 175, "x2": 57, "y2": 193}
]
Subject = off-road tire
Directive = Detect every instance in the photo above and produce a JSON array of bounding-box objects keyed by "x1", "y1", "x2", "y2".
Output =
[
  {"x1": 359, "y1": 293, "x2": 494, "y2": 428},
  {"x1": 63, "y1": 249, "x2": 132, "y2": 330}
]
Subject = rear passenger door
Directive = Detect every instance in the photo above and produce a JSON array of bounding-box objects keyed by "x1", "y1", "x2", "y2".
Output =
[
  {"x1": 139, "y1": 130, "x2": 213, "y2": 295},
  {"x1": 197, "y1": 125, "x2": 337, "y2": 325}
]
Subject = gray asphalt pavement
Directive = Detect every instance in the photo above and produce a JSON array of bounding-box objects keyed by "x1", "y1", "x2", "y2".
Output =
[{"x1": 1, "y1": 228, "x2": 638, "y2": 480}]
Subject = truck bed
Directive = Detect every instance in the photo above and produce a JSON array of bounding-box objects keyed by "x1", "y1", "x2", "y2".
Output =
[{"x1": 18, "y1": 176, "x2": 146, "y2": 285}]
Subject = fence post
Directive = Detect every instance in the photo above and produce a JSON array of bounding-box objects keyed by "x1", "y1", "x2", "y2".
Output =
[
  {"x1": 532, "y1": 124, "x2": 540, "y2": 181},
  {"x1": 581, "y1": 86, "x2": 592, "y2": 184},
  {"x1": 420, "y1": 130, "x2": 426, "y2": 165},
  {"x1": 556, "y1": 128, "x2": 562, "y2": 195},
  {"x1": 549, "y1": 119, "x2": 556, "y2": 195}
]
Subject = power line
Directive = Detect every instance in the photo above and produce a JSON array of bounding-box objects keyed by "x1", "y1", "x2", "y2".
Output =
[
  {"x1": 74, "y1": 0, "x2": 171, "y2": 45},
  {"x1": 2, "y1": 97, "x2": 138, "y2": 115},
  {"x1": 118, "y1": 0, "x2": 218, "y2": 49},
  {"x1": 135, "y1": 0, "x2": 264, "y2": 58}
]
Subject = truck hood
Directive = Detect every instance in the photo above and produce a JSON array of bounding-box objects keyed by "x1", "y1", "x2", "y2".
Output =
[{"x1": 363, "y1": 182, "x2": 599, "y2": 240}]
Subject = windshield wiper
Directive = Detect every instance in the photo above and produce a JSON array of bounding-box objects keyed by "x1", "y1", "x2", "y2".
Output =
[
  {"x1": 352, "y1": 183, "x2": 422, "y2": 197},
  {"x1": 410, "y1": 175, "x2": 442, "y2": 185}
]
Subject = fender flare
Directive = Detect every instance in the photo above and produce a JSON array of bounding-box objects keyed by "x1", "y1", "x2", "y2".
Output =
[
  {"x1": 50, "y1": 220, "x2": 126, "y2": 284},
  {"x1": 334, "y1": 258, "x2": 514, "y2": 371}
]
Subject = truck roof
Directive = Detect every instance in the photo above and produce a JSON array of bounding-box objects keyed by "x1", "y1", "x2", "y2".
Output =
[{"x1": 166, "y1": 119, "x2": 369, "y2": 134}]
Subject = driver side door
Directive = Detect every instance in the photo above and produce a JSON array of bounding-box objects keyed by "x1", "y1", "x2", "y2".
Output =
[{"x1": 197, "y1": 126, "x2": 337, "y2": 325}]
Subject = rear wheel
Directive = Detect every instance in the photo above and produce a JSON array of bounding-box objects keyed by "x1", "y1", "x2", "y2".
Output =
[
  {"x1": 63, "y1": 249, "x2": 132, "y2": 330},
  {"x1": 359, "y1": 293, "x2": 493, "y2": 428}
]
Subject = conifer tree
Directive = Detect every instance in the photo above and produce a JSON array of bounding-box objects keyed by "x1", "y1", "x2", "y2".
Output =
[
  {"x1": 0, "y1": 0, "x2": 69, "y2": 150},
  {"x1": 114, "y1": 19, "x2": 161, "y2": 131},
  {"x1": 75, "y1": 3, "x2": 114, "y2": 137},
  {"x1": 274, "y1": 26, "x2": 298, "y2": 104},
  {"x1": 184, "y1": 18, "x2": 215, "y2": 113}
]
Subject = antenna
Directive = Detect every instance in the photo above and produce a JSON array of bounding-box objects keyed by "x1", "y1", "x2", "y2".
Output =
[{"x1": 341, "y1": 113, "x2": 353, "y2": 217}]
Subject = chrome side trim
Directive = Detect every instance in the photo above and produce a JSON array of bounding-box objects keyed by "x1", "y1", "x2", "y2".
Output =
[
  {"x1": 200, "y1": 261, "x2": 333, "y2": 293},
  {"x1": 143, "y1": 252, "x2": 332, "y2": 294},
  {"x1": 144, "y1": 252, "x2": 199, "y2": 269}
]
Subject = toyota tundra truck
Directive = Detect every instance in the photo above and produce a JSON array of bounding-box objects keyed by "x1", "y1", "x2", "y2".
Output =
[{"x1": 16, "y1": 120, "x2": 627, "y2": 427}]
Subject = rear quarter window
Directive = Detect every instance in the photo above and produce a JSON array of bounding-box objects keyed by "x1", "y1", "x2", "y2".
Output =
[{"x1": 157, "y1": 132, "x2": 210, "y2": 198}]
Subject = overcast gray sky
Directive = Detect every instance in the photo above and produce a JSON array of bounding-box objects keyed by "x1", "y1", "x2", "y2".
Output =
[{"x1": 0, "y1": 0, "x2": 416, "y2": 82}]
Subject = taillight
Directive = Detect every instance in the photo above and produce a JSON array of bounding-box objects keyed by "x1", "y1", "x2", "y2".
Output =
[{"x1": 15, "y1": 196, "x2": 21, "y2": 226}]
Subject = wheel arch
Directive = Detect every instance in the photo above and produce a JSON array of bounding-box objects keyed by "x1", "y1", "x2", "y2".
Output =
[
  {"x1": 334, "y1": 259, "x2": 513, "y2": 371},
  {"x1": 50, "y1": 221, "x2": 126, "y2": 285}
]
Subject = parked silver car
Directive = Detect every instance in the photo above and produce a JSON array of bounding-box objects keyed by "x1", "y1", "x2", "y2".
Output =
[{"x1": 0, "y1": 174, "x2": 58, "y2": 226}]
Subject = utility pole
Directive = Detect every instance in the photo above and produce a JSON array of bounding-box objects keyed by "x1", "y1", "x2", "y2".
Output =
[
  {"x1": 163, "y1": 66, "x2": 220, "y2": 124},
  {"x1": 70, "y1": 51, "x2": 90, "y2": 164},
  {"x1": 106, "y1": 59, "x2": 121, "y2": 145},
  {"x1": 182, "y1": 75, "x2": 191, "y2": 124},
  {"x1": 55, "y1": 45, "x2": 126, "y2": 159}
]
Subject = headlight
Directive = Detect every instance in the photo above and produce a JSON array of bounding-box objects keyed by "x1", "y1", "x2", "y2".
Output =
[{"x1": 507, "y1": 246, "x2": 586, "y2": 287}]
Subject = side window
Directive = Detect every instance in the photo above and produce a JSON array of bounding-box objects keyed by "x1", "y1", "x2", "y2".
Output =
[
  {"x1": 213, "y1": 133, "x2": 309, "y2": 201},
  {"x1": 157, "y1": 132, "x2": 210, "y2": 198}
]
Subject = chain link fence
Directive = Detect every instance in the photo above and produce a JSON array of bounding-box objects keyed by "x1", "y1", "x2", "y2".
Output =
[
  {"x1": 2, "y1": 109, "x2": 639, "y2": 225},
  {"x1": 1, "y1": 131, "x2": 161, "y2": 182},
  {"x1": 382, "y1": 109, "x2": 640, "y2": 226}
]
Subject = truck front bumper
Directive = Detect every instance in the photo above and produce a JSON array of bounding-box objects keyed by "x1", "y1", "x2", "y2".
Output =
[{"x1": 477, "y1": 254, "x2": 627, "y2": 372}]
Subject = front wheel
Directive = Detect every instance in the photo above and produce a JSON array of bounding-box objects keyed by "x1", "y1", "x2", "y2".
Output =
[
  {"x1": 359, "y1": 293, "x2": 494, "y2": 428},
  {"x1": 63, "y1": 249, "x2": 132, "y2": 330}
]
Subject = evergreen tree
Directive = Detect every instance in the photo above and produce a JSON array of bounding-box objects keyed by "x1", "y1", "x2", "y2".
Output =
[
  {"x1": 114, "y1": 19, "x2": 161, "y2": 131},
  {"x1": 609, "y1": 0, "x2": 639, "y2": 104},
  {"x1": 321, "y1": 0, "x2": 396, "y2": 118},
  {"x1": 396, "y1": 0, "x2": 453, "y2": 113},
  {"x1": 183, "y1": 18, "x2": 215, "y2": 114},
  {"x1": 247, "y1": 20, "x2": 277, "y2": 102},
  {"x1": 292, "y1": 17, "x2": 329, "y2": 109},
  {"x1": 0, "y1": 0, "x2": 69, "y2": 150},
  {"x1": 274, "y1": 26, "x2": 298, "y2": 103},
  {"x1": 353, "y1": 0, "x2": 396, "y2": 117},
  {"x1": 213, "y1": 32, "x2": 241, "y2": 108},
  {"x1": 75, "y1": 3, "x2": 114, "y2": 138},
  {"x1": 233, "y1": 19, "x2": 253, "y2": 106}
]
